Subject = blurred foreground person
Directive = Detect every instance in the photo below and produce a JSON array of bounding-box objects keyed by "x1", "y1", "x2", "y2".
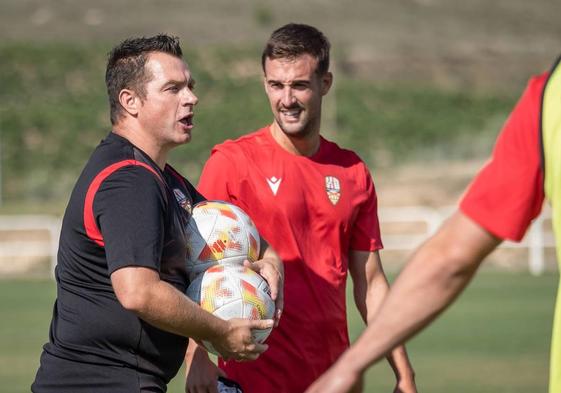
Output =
[
  {"x1": 306, "y1": 58, "x2": 561, "y2": 393},
  {"x1": 32, "y1": 34, "x2": 279, "y2": 393},
  {"x1": 185, "y1": 23, "x2": 417, "y2": 393}
]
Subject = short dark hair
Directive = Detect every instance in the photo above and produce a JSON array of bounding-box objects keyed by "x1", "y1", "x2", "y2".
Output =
[
  {"x1": 261, "y1": 23, "x2": 330, "y2": 76},
  {"x1": 105, "y1": 34, "x2": 183, "y2": 125}
]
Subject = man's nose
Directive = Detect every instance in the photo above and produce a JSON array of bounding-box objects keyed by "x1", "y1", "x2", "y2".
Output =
[
  {"x1": 281, "y1": 87, "x2": 295, "y2": 107},
  {"x1": 183, "y1": 89, "x2": 198, "y2": 106}
]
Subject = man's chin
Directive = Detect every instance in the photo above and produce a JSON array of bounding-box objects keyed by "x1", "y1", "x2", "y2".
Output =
[
  {"x1": 278, "y1": 123, "x2": 309, "y2": 138},
  {"x1": 168, "y1": 134, "x2": 192, "y2": 147},
  {"x1": 178, "y1": 129, "x2": 193, "y2": 143}
]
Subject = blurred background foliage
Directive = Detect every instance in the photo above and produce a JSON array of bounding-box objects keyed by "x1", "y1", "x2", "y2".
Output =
[
  {"x1": 0, "y1": 0, "x2": 559, "y2": 210},
  {"x1": 0, "y1": 43, "x2": 516, "y2": 207}
]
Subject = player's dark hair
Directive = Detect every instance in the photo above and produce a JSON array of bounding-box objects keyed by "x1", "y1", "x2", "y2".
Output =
[
  {"x1": 105, "y1": 34, "x2": 183, "y2": 125},
  {"x1": 261, "y1": 23, "x2": 330, "y2": 76}
]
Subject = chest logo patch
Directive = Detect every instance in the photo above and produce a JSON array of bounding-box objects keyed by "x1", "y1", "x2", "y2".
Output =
[
  {"x1": 325, "y1": 176, "x2": 341, "y2": 205},
  {"x1": 266, "y1": 176, "x2": 282, "y2": 196},
  {"x1": 173, "y1": 188, "x2": 192, "y2": 213}
]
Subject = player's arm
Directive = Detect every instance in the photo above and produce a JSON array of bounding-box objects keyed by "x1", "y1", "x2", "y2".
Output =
[
  {"x1": 348, "y1": 249, "x2": 416, "y2": 393},
  {"x1": 111, "y1": 264, "x2": 273, "y2": 361},
  {"x1": 245, "y1": 237, "x2": 284, "y2": 324},
  {"x1": 184, "y1": 338, "x2": 225, "y2": 393},
  {"x1": 307, "y1": 211, "x2": 500, "y2": 393}
]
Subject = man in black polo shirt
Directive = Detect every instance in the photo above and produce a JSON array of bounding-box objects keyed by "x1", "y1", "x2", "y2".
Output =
[{"x1": 32, "y1": 34, "x2": 283, "y2": 392}]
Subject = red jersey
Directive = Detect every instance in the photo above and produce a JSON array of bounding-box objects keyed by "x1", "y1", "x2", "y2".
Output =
[
  {"x1": 197, "y1": 126, "x2": 382, "y2": 393},
  {"x1": 460, "y1": 74, "x2": 547, "y2": 240}
]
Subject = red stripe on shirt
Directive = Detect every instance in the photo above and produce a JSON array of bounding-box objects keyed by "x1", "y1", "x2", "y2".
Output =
[{"x1": 83, "y1": 160, "x2": 162, "y2": 246}]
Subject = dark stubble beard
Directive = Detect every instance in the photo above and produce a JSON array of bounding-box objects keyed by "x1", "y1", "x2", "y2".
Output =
[{"x1": 275, "y1": 108, "x2": 321, "y2": 140}]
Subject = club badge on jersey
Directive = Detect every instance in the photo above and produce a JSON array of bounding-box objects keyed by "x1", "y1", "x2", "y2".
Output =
[
  {"x1": 173, "y1": 188, "x2": 192, "y2": 214},
  {"x1": 325, "y1": 176, "x2": 341, "y2": 205}
]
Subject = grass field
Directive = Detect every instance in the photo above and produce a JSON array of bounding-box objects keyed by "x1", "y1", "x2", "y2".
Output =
[{"x1": 1, "y1": 272, "x2": 556, "y2": 393}]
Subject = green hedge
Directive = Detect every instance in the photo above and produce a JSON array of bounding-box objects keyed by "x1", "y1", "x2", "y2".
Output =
[{"x1": 0, "y1": 43, "x2": 516, "y2": 205}]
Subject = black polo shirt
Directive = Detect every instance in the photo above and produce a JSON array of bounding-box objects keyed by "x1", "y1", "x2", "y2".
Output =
[{"x1": 33, "y1": 132, "x2": 204, "y2": 391}]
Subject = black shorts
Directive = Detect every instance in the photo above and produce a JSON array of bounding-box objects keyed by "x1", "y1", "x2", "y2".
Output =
[{"x1": 32, "y1": 351, "x2": 166, "y2": 393}]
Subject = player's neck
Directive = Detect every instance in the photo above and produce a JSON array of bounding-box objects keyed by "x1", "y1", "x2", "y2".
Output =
[
  {"x1": 112, "y1": 125, "x2": 169, "y2": 170},
  {"x1": 269, "y1": 122, "x2": 321, "y2": 157}
]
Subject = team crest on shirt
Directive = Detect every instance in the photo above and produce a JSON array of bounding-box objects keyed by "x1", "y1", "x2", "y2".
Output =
[
  {"x1": 325, "y1": 176, "x2": 341, "y2": 205},
  {"x1": 173, "y1": 188, "x2": 192, "y2": 213}
]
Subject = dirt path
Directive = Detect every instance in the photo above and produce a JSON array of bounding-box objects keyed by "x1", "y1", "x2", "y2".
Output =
[{"x1": 375, "y1": 159, "x2": 484, "y2": 207}]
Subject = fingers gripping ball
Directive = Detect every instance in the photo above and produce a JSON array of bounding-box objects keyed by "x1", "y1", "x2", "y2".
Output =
[
  {"x1": 186, "y1": 200, "x2": 260, "y2": 280},
  {"x1": 186, "y1": 264, "x2": 275, "y2": 355}
]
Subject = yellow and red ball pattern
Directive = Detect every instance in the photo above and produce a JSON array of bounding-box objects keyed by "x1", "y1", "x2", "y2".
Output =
[
  {"x1": 186, "y1": 264, "x2": 275, "y2": 355},
  {"x1": 185, "y1": 201, "x2": 261, "y2": 280}
]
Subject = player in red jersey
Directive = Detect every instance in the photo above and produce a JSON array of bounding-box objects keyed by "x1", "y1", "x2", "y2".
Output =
[
  {"x1": 184, "y1": 23, "x2": 417, "y2": 393},
  {"x1": 306, "y1": 69, "x2": 557, "y2": 393}
]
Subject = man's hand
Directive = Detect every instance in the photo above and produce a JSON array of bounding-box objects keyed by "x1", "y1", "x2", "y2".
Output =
[
  {"x1": 209, "y1": 317, "x2": 273, "y2": 361},
  {"x1": 244, "y1": 247, "x2": 284, "y2": 326},
  {"x1": 393, "y1": 377, "x2": 418, "y2": 393},
  {"x1": 185, "y1": 343, "x2": 226, "y2": 393}
]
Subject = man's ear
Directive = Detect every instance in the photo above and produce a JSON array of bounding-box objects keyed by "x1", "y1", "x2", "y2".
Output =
[
  {"x1": 118, "y1": 89, "x2": 141, "y2": 117},
  {"x1": 321, "y1": 72, "x2": 333, "y2": 96}
]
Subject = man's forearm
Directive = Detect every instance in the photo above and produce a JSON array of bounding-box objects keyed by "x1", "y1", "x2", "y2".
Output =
[
  {"x1": 386, "y1": 346, "x2": 415, "y2": 380},
  {"x1": 112, "y1": 267, "x2": 228, "y2": 342},
  {"x1": 134, "y1": 278, "x2": 228, "y2": 342},
  {"x1": 362, "y1": 265, "x2": 415, "y2": 380}
]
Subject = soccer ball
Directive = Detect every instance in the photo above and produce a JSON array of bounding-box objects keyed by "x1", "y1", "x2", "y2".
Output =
[
  {"x1": 186, "y1": 200, "x2": 260, "y2": 280},
  {"x1": 186, "y1": 264, "x2": 276, "y2": 355}
]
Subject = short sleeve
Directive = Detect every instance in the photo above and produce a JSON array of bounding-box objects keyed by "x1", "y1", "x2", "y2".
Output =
[
  {"x1": 350, "y1": 165, "x2": 383, "y2": 251},
  {"x1": 94, "y1": 166, "x2": 166, "y2": 273},
  {"x1": 459, "y1": 74, "x2": 547, "y2": 241},
  {"x1": 197, "y1": 148, "x2": 236, "y2": 202}
]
